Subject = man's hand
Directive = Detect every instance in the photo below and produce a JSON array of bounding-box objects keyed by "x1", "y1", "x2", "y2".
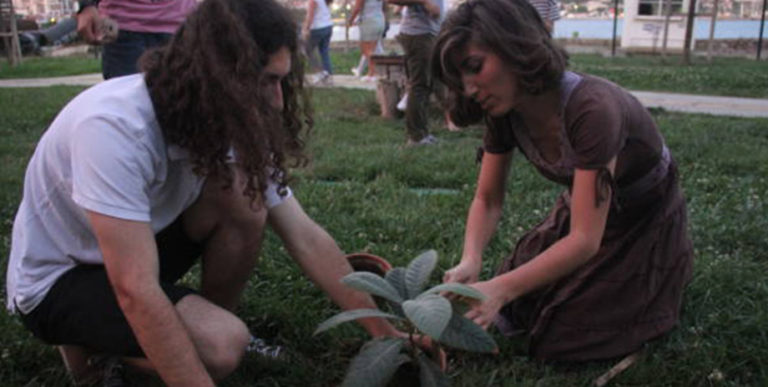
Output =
[{"x1": 76, "y1": 5, "x2": 101, "y2": 44}]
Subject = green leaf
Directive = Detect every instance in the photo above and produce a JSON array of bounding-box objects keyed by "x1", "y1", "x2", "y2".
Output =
[
  {"x1": 314, "y1": 309, "x2": 404, "y2": 335},
  {"x1": 417, "y1": 352, "x2": 450, "y2": 387},
  {"x1": 437, "y1": 311, "x2": 498, "y2": 353},
  {"x1": 341, "y1": 337, "x2": 409, "y2": 387},
  {"x1": 423, "y1": 283, "x2": 487, "y2": 301},
  {"x1": 342, "y1": 272, "x2": 404, "y2": 304},
  {"x1": 405, "y1": 250, "x2": 438, "y2": 298},
  {"x1": 402, "y1": 294, "x2": 452, "y2": 339},
  {"x1": 385, "y1": 267, "x2": 409, "y2": 299}
]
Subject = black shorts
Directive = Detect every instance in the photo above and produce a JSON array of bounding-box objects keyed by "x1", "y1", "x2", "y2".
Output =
[{"x1": 19, "y1": 217, "x2": 204, "y2": 357}]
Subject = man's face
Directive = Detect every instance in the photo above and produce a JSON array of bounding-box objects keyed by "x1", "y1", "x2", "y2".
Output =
[{"x1": 261, "y1": 46, "x2": 291, "y2": 111}]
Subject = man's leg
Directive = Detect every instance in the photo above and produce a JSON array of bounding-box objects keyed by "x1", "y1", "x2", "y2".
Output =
[
  {"x1": 102, "y1": 31, "x2": 171, "y2": 80},
  {"x1": 399, "y1": 33, "x2": 435, "y2": 142},
  {"x1": 26, "y1": 170, "x2": 266, "y2": 381}
]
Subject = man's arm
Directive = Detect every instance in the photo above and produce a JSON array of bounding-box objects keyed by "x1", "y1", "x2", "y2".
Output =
[
  {"x1": 86, "y1": 211, "x2": 214, "y2": 387},
  {"x1": 267, "y1": 197, "x2": 398, "y2": 337}
]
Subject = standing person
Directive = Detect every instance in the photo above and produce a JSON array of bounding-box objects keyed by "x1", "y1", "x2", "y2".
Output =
[
  {"x1": 391, "y1": 0, "x2": 443, "y2": 146},
  {"x1": 348, "y1": 0, "x2": 387, "y2": 81},
  {"x1": 302, "y1": 0, "x2": 335, "y2": 85},
  {"x1": 527, "y1": 0, "x2": 560, "y2": 32},
  {"x1": 76, "y1": 0, "x2": 197, "y2": 80},
  {"x1": 6, "y1": 0, "x2": 400, "y2": 385},
  {"x1": 435, "y1": 0, "x2": 693, "y2": 361}
]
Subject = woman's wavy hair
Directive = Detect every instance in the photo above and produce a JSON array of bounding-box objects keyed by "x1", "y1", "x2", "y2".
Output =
[
  {"x1": 141, "y1": 0, "x2": 311, "y2": 205},
  {"x1": 431, "y1": 0, "x2": 568, "y2": 126}
]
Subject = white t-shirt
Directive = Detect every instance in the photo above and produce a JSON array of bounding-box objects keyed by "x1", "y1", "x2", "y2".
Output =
[
  {"x1": 310, "y1": 0, "x2": 334, "y2": 30},
  {"x1": 6, "y1": 74, "x2": 291, "y2": 314}
]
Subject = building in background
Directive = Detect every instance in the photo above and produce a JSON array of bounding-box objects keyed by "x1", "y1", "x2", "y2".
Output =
[{"x1": 12, "y1": 0, "x2": 76, "y2": 24}]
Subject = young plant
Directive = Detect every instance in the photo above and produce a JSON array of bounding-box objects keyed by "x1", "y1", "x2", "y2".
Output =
[{"x1": 315, "y1": 250, "x2": 498, "y2": 387}]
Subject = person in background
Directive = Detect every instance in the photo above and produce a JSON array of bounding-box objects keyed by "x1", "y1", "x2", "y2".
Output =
[
  {"x1": 527, "y1": 0, "x2": 560, "y2": 32},
  {"x1": 7, "y1": 0, "x2": 400, "y2": 385},
  {"x1": 435, "y1": 0, "x2": 693, "y2": 362},
  {"x1": 390, "y1": 0, "x2": 444, "y2": 146},
  {"x1": 76, "y1": 0, "x2": 197, "y2": 80},
  {"x1": 302, "y1": 0, "x2": 335, "y2": 85},
  {"x1": 348, "y1": 0, "x2": 388, "y2": 81}
]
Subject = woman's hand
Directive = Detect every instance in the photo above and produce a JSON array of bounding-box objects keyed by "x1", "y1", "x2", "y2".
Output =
[
  {"x1": 464, "y1": 279, "x2": 509, "y2": 330},
  {"x1": 443, "y1": 259, "x2": 482, "y2": 284}
]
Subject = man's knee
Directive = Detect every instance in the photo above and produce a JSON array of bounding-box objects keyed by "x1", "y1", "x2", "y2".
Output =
[
  {"x1": 205, "y1": 318, "x2": 250, "y2": 380},
  {"x1": 183, "y1": 171, "x2": 268, "y2": 246},
  {"x1": 177, "y1": 295, "x2": 251, "y2": 380}
]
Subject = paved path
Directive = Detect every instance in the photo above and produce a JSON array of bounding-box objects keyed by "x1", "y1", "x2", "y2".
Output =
[{"x1": 1, "y1": 73, "x2": 767, "y2": 118}]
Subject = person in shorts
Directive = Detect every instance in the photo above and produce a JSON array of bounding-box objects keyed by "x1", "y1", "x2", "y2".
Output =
[{"x1": 6, "y1": 0, "x2": 399, "y2": 385}]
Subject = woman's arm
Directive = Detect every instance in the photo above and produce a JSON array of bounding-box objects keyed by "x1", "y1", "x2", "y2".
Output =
[
  {"x1": 302, "y1": 0, "x2": 317, "y2": 38},
  {"x1": 466, "y1": 158, "x2": 616, "y2": 328},
  {"x1": 348, "y1": 0, "x2": 364, "y2": 26},
  {"x1": 443, "y1": 151, "x2": 513, "y2": 284}
]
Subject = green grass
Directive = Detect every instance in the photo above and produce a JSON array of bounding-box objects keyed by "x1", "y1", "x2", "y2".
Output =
[
  {"x1": 1, "y1": 86, "x2": 767, "y2": 386},
  {"x1": 0, "y1": 55, "x2": 101, "y2": 79},
  {"x1": 569, "y1": 54, "x2": 768, "y2": 99},
  {"x1": 3, "y1": 46, "x2": 768, "y2": 98}
]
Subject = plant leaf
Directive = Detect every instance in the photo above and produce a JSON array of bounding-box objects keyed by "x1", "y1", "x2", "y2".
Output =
[
  {"x1": 314, "y1": 309, "x2": 404, "y2": 335},
  {"x1": 405, "y1": 250, "x2": 438, "y2": 298},
  {"x1": 402, "y1": 294, "x2": 452, "y2": 339},
  {"x1": 385, "y1": 267, "x2": 409, "y2": 299},
  {"x1": 342, "y1": 272, "x2": 404, "y2": 304},
  {"x1": 437, "y1": 311, "x2": 498, "y2": 353},
  {"x1": 341, "y1": 337, "x2": 408, "y2": 387},
  {"x1": 423, "y1": 283, "x2": 487, "y2": 301},
  {"x1": 417, "y1": 352, "x2": 450, "y2": 387}
]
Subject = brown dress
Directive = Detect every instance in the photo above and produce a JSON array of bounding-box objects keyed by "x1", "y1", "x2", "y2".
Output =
[{"x1": 485, "y1": 72, "x2": 694, "y2": 362}]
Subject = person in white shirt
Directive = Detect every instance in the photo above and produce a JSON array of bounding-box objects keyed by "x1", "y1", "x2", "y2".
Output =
[{"x1": 6, "y1": 0, "x2": 399, "y2": 385}]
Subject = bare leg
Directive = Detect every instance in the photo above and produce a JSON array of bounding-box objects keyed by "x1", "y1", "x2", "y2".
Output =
[
  {"x1": 360, "y1": 41, "x2": 378, "y2": 78},
  {"x1": 58, "y1": 345, "x2": 101, "y2": 385}
]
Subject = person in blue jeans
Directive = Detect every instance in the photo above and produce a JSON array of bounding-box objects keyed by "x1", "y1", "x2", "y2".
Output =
[
  {"x1": 76, "y1": 0, "x2": 197, "y2": 80},
  {"x1": 302, "y1": 0, "x2": 334, "y2": 85}
]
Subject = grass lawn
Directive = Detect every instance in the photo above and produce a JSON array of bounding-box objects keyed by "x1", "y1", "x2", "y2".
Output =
[
  {"x1": 0, "y1": 84, "x2": 767, "y2": 386},
  {"x1": 2, "y1": 46, "x2": 767, "y2": 98}
]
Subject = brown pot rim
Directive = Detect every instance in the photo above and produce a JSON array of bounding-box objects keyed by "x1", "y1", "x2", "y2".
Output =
[{"x1": 345, "y1": 252, "x2": 393, "y2": 274}]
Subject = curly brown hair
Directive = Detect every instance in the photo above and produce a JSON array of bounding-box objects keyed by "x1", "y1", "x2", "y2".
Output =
[
  {"x1": 431, "y1": 0, "x2": 568, "y2": 126},
  {"x1": 141, "y1": 0, "x2": 312, "y2": 205}
]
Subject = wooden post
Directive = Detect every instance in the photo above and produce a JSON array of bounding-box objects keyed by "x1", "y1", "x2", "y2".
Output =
[
  {"x1": 758, "y1": 0, "x2": 766, "y2": 60},
  {"x1": 0, "y1": 0, "x2": 22, "y2": 67},
  {"x1": 682, "y1": 0, "x2": 698, "y2": 65},
  {"x1": 611, "y1": 0, "x2": 620, "y2": 56},
  {"x1": 661, "y1": 0, "x2": 673, "y2": 58},
  {"x1": 707, "y1": 0, "x2": 719, "y2": 62}
]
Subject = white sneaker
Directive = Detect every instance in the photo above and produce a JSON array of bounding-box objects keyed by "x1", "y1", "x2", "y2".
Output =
[
  {"x1": 361, "y1": 75, "x2": 377, "y2": 82},
  {"x1": 396, "y1": 93, "x2": 408, "y2": 111},
  {"x1": 406, "y1": 134, "x2": 438, "y2": 147},
  {"x1": 350, "y1": 67, "x2": 360, "y2": 77}
]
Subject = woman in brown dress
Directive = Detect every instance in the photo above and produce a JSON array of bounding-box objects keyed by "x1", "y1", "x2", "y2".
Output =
[{"x1": 433, "y1": 0, "x2": 694, "y2": 362}]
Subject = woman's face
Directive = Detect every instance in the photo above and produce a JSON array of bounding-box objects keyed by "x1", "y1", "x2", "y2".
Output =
[{"x1": 456, "y1": 42, "x2": 519, "y2": 117}]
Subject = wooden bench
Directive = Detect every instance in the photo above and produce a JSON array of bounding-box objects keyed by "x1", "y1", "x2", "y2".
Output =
[{"x1": 371, "y1": 54, "x2": 407, "y2": 118}]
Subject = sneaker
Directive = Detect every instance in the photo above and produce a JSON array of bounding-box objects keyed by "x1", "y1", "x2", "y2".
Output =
[
  {"x1": 361, "y1": 75, "x2": 377, "y2": 82},
  {"x1": 406, "y1": 134, "x2": 438, "y2": 147},
  {"x1": 101, "y1": 358, "x2": 127, "y2": 387},
  {"x1": 396, "y1": 93, "x2": 408, "y2": 111},
  {"x1": 86, "y1": 356, "x2": 127, "y2": 387},
  {"x1": 310, "y1": 71, "x2": 333, "y2": 86},
  {"x1": 246, "y1": 335, "x2": 284, "y2": 361},
  {"x1": 350, "y1": 66, "x2": 360, "y2": 77}
]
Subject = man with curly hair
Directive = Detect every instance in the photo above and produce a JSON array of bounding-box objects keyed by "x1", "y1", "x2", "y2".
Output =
[{"x1": 6, "y1": 0, "x2": 399, "y2": 385}]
